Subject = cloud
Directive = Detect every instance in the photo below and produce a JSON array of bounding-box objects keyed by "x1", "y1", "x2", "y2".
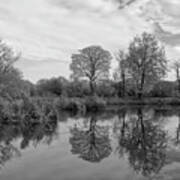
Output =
[
  {"x1": 117, "y1": 0, "x2": 139, "y2": 9},
  {"x1": 153, "y1": 23, "x2": 180, "y2": 46},
  {"x1": 138, "y1": 0, "x2": 180, "y2": 73},
  {"x1": 15, "y1": 58, "x2": 70, "y2": 82},
  {"x1": 0, "y1": 0, "x2": 150, "y2": 82},
  {"x1": 0, "y1": 0, "x2": 179, "y2": 82},
  {"x1": 51, "y1": 0, "x2": 119, "y2": 14},
  {"x1": 51, "y1": 0, "x2": 141, "y2": 13}
]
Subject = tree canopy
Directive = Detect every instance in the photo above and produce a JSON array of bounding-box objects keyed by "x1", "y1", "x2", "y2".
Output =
[
  {"x1": 0, "y1": 40, "x2": 20, "y2": 75},
  {"x1": 126, "y1": 32, "x2": 167, "y2": 98},
  {"x1": 70, "y1": 45, "x2": 112, "y2": 94}
]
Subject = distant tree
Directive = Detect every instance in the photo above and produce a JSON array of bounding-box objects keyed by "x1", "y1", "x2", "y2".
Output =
[
  {"x1": 20, "y1": 80, "x2": 36, "y2": 97},
  {"x1": 66, "y1": 80, "x2": 90, "y2": 97},
  {"x1": 149, "y1": 81, "x2": 176, "y2": 97},
  {"x1": 126, "y1": 32, "x2": 167, "y2": 98},
  {"x1": 114, "y1": 50, "x2": 128, "y2": 97},
  {"x1": 172, "y1": 61, "x2": 180, "y2": 94},
  {"x1": 96, "y1": 80, "x2": 116, "y2": 97},
  {"x1": 0, "y1": 40, "x2": 20, "y2": 76},
  {"x1": 70, "y1": 45, "x2": 112, "y2": 95},
  {"x1": 0, "y1": 40, "x2": 22, "y2": 100},
  {"x1": 37, "y1": 77, "x2": 68, "y2": 96}
]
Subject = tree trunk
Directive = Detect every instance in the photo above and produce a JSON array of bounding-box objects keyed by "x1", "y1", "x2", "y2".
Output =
[
  {"x1": 90, "y1": 80, "x2": 95, "y2": 96},
  {"x1": 138, "y1": 91, "x2": 142, "y2": 99},
  {"x1": 138, "y1": 71, "x2": 145, "y2": 99},
  {"x1": 89, "y1": 116, "x2": 96, "y2": 145},
  {"x1": 121, "y1": 71, "x2": 126, "y2": 97},
  {"x1": 138, "y1": 108, "x2": 146, "y2": 152},
  {"x1": 178, "y1": 79, "x2": 180, "y2": 94},
  {"x1": 121, "y1": 111, "x2": 126, "y2": 136},
  {"x1": 177, "y1": 68, "x2": 180, "y2": 94}
]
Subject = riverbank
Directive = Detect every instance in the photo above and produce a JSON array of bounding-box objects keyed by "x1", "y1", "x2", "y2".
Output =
[
  {"x1": 106, "y1": 97, "x2": 180, "y2": 106},
  {"x1": 1, "y1": 96, "x2": 180, "y2": 124},
  {"x1": 54, "y1": 96, "x2": 180, "y2": 114}
]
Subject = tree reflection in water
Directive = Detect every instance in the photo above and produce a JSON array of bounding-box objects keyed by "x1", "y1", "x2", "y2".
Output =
[
  {"x1": 69, "y1": 115, "x2": 112, "y2": 163},
  {"x1": 174, "y1": 112, "x2": 180, "y2": 146},
  {"x1": 0, "y1": 104, "x2": 176, "y2": 178},
  {"x1": 0, "y1": 124, "x2": 21, "y2": 169},
  {"x1": 117, "y1": 108, "x2": 167, "y2": 177},
  {"x1": 0, "y1": 121, "x2": 58, "y2": 169},
  {"x1": 0, "y1": 102, "x2": 59, "y2": 168},
  {"x1": 0, "y1": 142, "x2": 20, "y2": 169},
  {"x1": 20, "y1": 119, "x2": 58, "y2": 149}
]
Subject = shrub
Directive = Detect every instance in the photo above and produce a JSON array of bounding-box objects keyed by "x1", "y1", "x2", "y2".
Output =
[
  {"x1": 83, "y1": 96, "x2": 107, "y2": 111},
  {"x1": 149, "y1": 81, "x2": 176, "y2": 97},
  {"x1": 55, "y1": 97, "x2": 86, "y2": 113},
  {"x1": 55, "y1": 96, "x2": 107, "y2": 113}
]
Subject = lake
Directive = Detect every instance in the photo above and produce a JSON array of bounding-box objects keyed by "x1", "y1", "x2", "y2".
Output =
[{"x1": 0, "y1": 106, "x2": 180, "y2": 180}]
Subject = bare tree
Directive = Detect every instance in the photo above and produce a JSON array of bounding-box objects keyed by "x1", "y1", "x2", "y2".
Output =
[
  {"x1": 172, "y1": 61, "x2": 180, "y2": 94},
  {"x1": 126, "y1": 32, "x2": 167, "y2": 99},
  {"x1": 70, "y1": 45, "x2": 112, "y2": 95}
]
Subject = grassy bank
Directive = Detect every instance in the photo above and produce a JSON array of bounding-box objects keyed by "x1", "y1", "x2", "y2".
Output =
[
  {"x1": 55, "y1": 96, "x2": 107, "y2": 113},
  {"x1": 1, "y1": 96, "x2": 180, "y2": 124},
  {"x1": 106, "y1": 97, "x2": 180, "y2": 106},
  {"x1": 54, "y1": 96, "x2": 180, "y2": 114}
]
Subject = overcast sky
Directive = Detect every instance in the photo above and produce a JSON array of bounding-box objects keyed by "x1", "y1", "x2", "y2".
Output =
[{"x1": 0, "y1": 0, "x2": 180, "y2": 82}]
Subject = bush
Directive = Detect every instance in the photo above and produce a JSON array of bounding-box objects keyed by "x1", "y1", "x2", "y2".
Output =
[
  {"x1": 0, "y1": 96, "x2": 58, "y2": 124},
  {"x1": 55, "y1": 97, "x2": 86, "y2": 113},
  {"x1": 0, "y1": 97, "x2": 11, "y2": 123},
  {"x1": 84, "y1": 96, "x2": 107, "y2": 111},
  {"x1": 96, "y1": 81, "x2": 116, "y2": 97},
  {"x1": 55, "y1": 96, "x2": 107, "y2": 113},
  {"x1": 149, "y1": 81, "x2": 176, "y2": 97}
]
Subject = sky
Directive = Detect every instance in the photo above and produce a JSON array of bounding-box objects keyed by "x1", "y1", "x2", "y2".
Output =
[{"x1": 0, "y1": 0, "x2": 180, "y2": 82}]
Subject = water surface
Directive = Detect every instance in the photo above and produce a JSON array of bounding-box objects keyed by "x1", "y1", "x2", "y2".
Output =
[{"x1": 0, "y1": 107, "x2": 180, "y2": 180}]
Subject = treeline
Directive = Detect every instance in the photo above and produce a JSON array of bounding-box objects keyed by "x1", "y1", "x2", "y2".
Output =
[
  {"x1": 2, "y1": 75, "x2": 176, "y2": 100},
  {"x1": 0, "y1": 32, "x2": 180, "y2": 115},
  {"x1": 33, "y1": 32, "x2": 179, "y2": 99},
  {"x1": 35, "y1": 77, "x2": 177, "y2": 98}
]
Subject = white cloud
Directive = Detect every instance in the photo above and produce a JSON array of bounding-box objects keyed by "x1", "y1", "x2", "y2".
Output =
[
  {"x1": 0, "y1": 0, "x2": 179, "y2": 82},
  {"x1": 52, "y1": 0, "x2": 119, "y2": 13},
  {"x1": 0, "y1": 0, "x2": 150, "y2": 82},
  {"x1": 141, "y1": 0, "x2": 180, "y2": 34}
]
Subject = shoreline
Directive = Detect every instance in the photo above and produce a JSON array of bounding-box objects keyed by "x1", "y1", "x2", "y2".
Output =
[{"x1": 106, "y1": 97, "x2": 180, "y2": 106}]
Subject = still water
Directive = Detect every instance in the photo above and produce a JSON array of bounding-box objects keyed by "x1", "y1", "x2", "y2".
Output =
[{"x1": 0, "y1": 107, "x2": 180, "y2": 180}]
